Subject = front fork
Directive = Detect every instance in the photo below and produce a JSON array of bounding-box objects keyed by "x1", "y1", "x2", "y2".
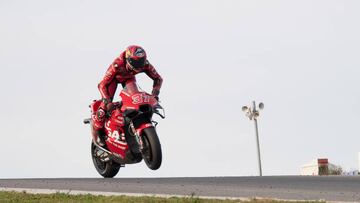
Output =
[{"x1": 129, "y1": 121, "x2": 144, "y2": 152}]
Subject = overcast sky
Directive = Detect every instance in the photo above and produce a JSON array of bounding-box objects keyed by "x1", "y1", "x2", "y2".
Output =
[{"x1": 1, "y1": 0, "x2": 359, "y2": 178}]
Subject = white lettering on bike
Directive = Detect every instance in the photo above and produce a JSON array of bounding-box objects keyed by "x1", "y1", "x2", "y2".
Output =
[
  {"x1": 143, "y1": 94, "x2": 150, "y2": 102},
  {"x1": 105, "y1": 121, "x2": 111, "y2": 131},
  {"x1": 108, "y1": 130, "x2": 120, "y2": 140},
  {"x1": 132, "y1": 94, "x2": 142, "y2": 104},
  {"x1": 132, "y1": 93, "x2": 151, "y2": 104}
]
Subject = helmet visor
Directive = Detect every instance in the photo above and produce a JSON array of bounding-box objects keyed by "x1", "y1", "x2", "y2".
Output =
[{"x1": 127, "y1": 57, "x2": 145, "y2": 70}]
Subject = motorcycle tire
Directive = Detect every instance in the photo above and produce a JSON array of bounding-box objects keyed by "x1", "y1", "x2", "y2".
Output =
[
  {"x1": 91, "y1": 142, "x2": 120, "y2": 178},
  {"x1": 142, "y1": 127, "x2": 162, "y2": 170}
]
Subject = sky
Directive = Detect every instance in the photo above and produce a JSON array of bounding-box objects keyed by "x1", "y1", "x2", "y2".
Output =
[{"x1": 0, "y1": 0, "x2": 359, "y2": 178}]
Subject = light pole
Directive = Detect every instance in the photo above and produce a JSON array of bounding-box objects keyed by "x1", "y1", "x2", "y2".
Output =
[{"x1": 242, "y1": 101, "x2": 264, "y2": 176}]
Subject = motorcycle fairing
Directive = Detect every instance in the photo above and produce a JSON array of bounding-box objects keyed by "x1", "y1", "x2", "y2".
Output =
[
  {"x1": 90, "y1": 100, "x2": 102, "y2": 114},
  {"x1": 104, "y1": 109, "x2": 128, "y2": 159},
  {"x1": 120, "y1": 82, "x2": 157, "y2": 112}
]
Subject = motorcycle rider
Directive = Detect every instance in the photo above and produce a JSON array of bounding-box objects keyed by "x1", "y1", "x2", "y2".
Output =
[{"x1": 92, "y1": 45, "x2": 163, "y2": 147}]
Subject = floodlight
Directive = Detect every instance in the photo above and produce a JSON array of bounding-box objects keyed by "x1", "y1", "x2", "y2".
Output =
[
  {"x1": 242, "y1": 106, "x2": 248, "y2": 112},
  {"x1": 258, "y1": 102, "x2": 264, "y2": 110},
  {"x1": 242, "y1": 100, "x2": 264, "y2": 176}
]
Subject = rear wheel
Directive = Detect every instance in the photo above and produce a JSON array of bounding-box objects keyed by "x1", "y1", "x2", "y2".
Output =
[
  {"x1": 142, "y1": 127, "x2": 162, "y2": 170},
  {"x1": 91, "y1": 142, "x2": 120, "y2": 178}
]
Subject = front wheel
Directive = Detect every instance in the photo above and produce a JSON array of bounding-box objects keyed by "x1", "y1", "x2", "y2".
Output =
[
  {"x1": 91, "y1": 142, "x2": 120, "y2": 178},
  {"x1": 142, "y1": 127, "x2": 162, "y2": 170}
]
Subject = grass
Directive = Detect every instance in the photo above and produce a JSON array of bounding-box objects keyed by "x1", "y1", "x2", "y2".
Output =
[{"x1": 0, "y1": 191, "x2": 325, "y2": 203}]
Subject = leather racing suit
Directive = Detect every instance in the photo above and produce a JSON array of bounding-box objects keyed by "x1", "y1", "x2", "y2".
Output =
[{"x1": 92, "y1": 51, "x2": 163, "y2": 131}]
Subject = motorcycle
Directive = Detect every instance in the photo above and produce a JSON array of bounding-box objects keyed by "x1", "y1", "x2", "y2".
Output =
[{"x1": 83, "y1": 81, "x2": 165, "y2": 178}]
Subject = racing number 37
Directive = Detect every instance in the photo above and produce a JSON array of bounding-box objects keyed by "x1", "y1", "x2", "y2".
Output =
[{"x1": 132, "y1": 93, "x2": 150, "y2": 104}]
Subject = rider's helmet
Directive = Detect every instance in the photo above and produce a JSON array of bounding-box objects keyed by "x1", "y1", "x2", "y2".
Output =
[{"x1": 125, "y1": 45, "x2": 147, "y2": 72}]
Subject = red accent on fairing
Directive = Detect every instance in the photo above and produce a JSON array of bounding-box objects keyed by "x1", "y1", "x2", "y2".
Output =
[
  {"x1": 120, "y1": 92, "x2": 157, "y2": 112},
  {"x1": 120, "y1": 81, "x2": 158, "y2": 112},
  {"x1": 90, "y1": 100, "x2": 102, "y2": 114},
  {"x1": 136, "y1": 123, "x2": 154, "y2": 136},
  {"x1": 103, "y1": 109, "x2": 128, "y2": 158},
  {"x1": 90, "y1": 100, "x2": 105, "y2": 131},
  {"x1": 106, "y1": 139, "x2": 128, "y2": 159}
]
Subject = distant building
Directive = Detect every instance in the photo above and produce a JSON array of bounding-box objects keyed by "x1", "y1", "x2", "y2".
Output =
[{"x1": 301, "y1": 158, "x2": 342, "y2": 175}]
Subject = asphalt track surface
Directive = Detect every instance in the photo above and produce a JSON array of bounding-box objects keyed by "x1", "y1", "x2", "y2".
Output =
[{"x1": 1, "y1": 176, "x2": 360, "y2": 202}]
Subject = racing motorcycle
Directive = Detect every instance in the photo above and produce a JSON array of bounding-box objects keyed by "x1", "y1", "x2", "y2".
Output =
[{"x1": 83, "y1": 81, "x2": 165, "y2": 178}]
